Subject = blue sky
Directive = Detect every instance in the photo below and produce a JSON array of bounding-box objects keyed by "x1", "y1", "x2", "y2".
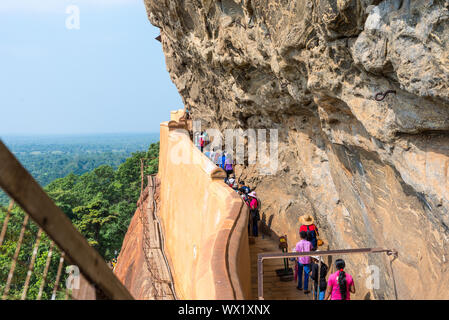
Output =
[{"x1": 0, "y1": 0, "x2": 183, "y2": 135}]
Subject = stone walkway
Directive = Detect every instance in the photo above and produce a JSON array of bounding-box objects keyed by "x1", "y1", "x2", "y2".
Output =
[{"x1": 249, "y1": 234, "x2": 314, "y2": 300}]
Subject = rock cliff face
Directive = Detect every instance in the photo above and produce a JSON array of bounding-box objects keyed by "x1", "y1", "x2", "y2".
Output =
[{"x1": 144, "y1": 0, "x2": 449, "y2": 299}]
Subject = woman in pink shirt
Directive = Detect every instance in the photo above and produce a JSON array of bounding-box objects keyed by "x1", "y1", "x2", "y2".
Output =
[{"x1": 325, "y1": 259, "x2": 355, "y2": 300}]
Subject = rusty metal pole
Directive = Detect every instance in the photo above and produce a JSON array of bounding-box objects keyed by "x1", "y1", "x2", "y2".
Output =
[
  {"x1": 37, "y1": 241, "x2": 54, "y2": 300},
  {"x1": 141, "y1": 158, "x2": 144, "y2": 194},
  {"x1": 317, "y1": 259, "x2": 322, "y2": 300},
  {"x1": 0, "y1": 141, "x2": 133, "y2": 300},
  {"x1": 257, "y1": 256, "x2": 264, "y2": 300},
  {"x1": 2, "y1": 213, "x2": 29, "y2": 300},
  {"x1": 387, "y1": 251, "x2": 399, "y2": 300},
  {"x1": 51, "y1": 252, "x2": 65, "y2": 300},
  {"x1": 0, "y1": 200, "x2": 14, "y2": 247},
  {"x1": 257, "y1": 248, "x2": 396, "y2": 300},
  {"x1": 21, "y1": 228, "x2": 43, "y2": 300}
]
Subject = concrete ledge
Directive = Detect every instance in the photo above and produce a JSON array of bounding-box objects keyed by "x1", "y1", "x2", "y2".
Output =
[
  {"x1": 170, "y1": 109, "x2": 185, "y2": 122},
  {"x1": 157, "y1": 112, "x2": 251, "y2": 299},
  {"x1": 167, "y1": 127, "x2": 227, "y2": 181}
]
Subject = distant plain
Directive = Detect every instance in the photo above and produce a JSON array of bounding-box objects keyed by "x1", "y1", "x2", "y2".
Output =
[{"x1": 0, "y1": 133, "x2": 159, "y2": 205}]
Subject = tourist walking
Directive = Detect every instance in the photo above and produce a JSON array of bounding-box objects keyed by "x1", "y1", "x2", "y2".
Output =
[
  {"x1": 224, "y1": 153, "x2": 233, "y2": 178},
  {"x1": 324, "y1": 259, "x2": 355, "y2": 300},
  {"x1": 213, "y1": 149, "x2": 221, "y2": 166},
  {"x1": 194, "y1": 131, "x2": 201, "y2": 150},
  {"x1": 204, "y1": 148, "x2": 211, "y2": 159},
  {"x1": 199, "y1": 131, "x2": 205, "y2": 152},
  {"x1": 239, "y1": 189, "x2": 249, "y2": 204},
  {"x1": 238, "y1": 181, "x2": 250, "y2": 194},
  {"x1": 203, "y1": 130, "x2": 209, "y2": 146},
  {"x1": 220, "y1": 152, "x2": 227, "y2": 170},
  {"x1": 247, "y1": 191, "x2": 260, "y2": 237},
  {"x1": 209, "y1": 147, "x2": 216, "y2": 162},
  {"x1": 295, "y1": 231, "x2": 313, "y2": 293},
  {"x1": 226, "y1": 176, "x2": 236, "y2": 188},
  {"x1": 309, "y1": 255, "x2": 328, "y2": 300}
]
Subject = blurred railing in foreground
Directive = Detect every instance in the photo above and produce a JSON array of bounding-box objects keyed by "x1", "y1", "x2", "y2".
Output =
[
  {"x1": 0, "y1": 140, "x2": 133, "y2": 300},
  {"x1": 0, "y1": 199, "x2": 69, "y2": 300}
]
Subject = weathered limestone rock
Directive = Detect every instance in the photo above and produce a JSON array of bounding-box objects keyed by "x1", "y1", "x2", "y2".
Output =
[{"x1": 144, "y1": 0, "x2": 449, "y2": 299}]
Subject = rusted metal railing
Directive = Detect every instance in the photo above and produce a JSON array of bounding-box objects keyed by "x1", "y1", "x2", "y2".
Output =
[
  {"x1": 137, "y1": 173, "x2": 176, "y2": 300},
  {"x1": 2, "y1": 213, "x2": 29, "y2": 299},
  {"x1": 36, "y1": 241, "x2": 55, "y2": 300},
  {"x1": 0, "y1": 140, "x2": 133, "y2": 300},
  {"x1": 0, "y1": 200, "x2": 14, "y2": 246},
  {"x1": 21, "y1": 228, "x2": 43, "y2": 300},
  {"x1": 51, "y1": 252, "x2": 65, "y2": 300},
  {"x1": 0, "y1": 199, "x2": 69, "y2": 300},
  {"x1": 257, "y1": 247, "x2": 398, "y2": 300}
]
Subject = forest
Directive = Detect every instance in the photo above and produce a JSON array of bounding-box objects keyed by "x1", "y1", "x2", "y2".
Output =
[
  {"x1": 0, "y1": 133, "x2": 158, "y2": 205},
  {"x1": 0, "y1": 136, "x2": 159, "y2": 300}
]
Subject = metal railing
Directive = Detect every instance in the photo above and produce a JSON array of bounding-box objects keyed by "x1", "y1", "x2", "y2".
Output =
[
  {"x1": 257, "y1": 247, "x2": 398, "y2": 300},
  {"x1": 0, "y1": 198, "x2": 76, "y2": 300},
  {"x1": 137, "y1": 171, "x2": 176, "y2": 300},
  {"x1": 0, "y1": 140, "x2": 133, "y2": 300}
]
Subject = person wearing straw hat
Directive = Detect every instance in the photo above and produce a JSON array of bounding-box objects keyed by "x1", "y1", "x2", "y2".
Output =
[
  {"x1": 299, "y1": 214, "x2": 319, "y2": 251},
  {"x1": 247, "y1": 191, "x2": 260, "y2": 237},
  {"x1": 309, "y1": 255, "x2": 328, "y2": 300}
]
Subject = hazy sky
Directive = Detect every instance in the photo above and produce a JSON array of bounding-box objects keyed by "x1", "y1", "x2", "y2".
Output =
[{"x1": 0, "y1": 0, "x2": 183, "y2": 135}]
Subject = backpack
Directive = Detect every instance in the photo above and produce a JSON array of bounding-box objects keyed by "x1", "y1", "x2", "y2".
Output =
[
  {"x1": 250, "y1": 208, "x2": 260, "y2": 221},
  {"x1": 306, "y1": 225, "x2": 317, "y2": 246}
]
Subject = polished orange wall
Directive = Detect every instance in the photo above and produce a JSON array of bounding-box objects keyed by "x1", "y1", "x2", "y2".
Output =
[{"x1": 157, "y1": 113, "x2": 251, "y2": 299}]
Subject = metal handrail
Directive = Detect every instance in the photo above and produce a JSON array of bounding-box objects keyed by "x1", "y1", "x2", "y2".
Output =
[
  {"x1": 257, "y1": 247, "x2": 398, "y2": 300},
  {"x1": 148, "y1": 175, "x2": 177, "y2": 299},
  {"x1": 0, "y1": 140, "x2": 133, "y2": 300}
]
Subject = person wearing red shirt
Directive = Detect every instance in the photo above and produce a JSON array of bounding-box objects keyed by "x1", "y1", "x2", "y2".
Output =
[{"x1": 299, "y1": 215, "x2": 319, "y2": 250}]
